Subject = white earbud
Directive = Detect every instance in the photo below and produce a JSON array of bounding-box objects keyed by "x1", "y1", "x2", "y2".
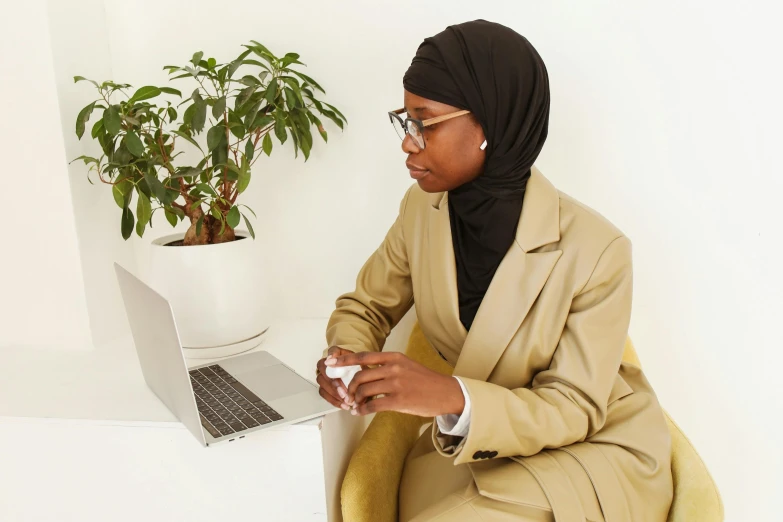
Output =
[
  {"x1": 480, "y1": 140, "x2": 488, "y2": 150},
  {"x1": 325, "y1": 364, "x2": 362, "y2": 387}
]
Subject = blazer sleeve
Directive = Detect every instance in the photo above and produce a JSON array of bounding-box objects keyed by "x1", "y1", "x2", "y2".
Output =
[
  {"x1": 433, "y1": 235, "x2": 633, "y2": 465},
  {"x1": 323, "y1": 186, "x2": 415, "y2": 358}
]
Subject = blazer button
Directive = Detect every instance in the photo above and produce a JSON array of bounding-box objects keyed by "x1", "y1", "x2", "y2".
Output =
[
  {"x1": 489, "y1": 451, "x2": 498, "y2": 458},
  {"x1": 472, "y1": 451, "x2": 484, "y2": 460}
]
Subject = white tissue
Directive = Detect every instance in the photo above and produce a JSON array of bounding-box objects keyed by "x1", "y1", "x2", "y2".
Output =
[{"x1": 325, "y1": 364, "x2": 362, "y2": 387}]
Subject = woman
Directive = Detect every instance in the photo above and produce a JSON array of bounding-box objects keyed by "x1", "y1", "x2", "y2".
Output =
[{"x1": 316, "y1": 20, "x2": 673, "y2": 522}]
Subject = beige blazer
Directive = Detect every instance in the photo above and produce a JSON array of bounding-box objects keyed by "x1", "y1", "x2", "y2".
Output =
[{"x1": 326, "y1": 167, "x2": 673, "y2": 521}]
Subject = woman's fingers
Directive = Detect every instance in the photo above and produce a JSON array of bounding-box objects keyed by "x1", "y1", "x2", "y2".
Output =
[
  {"x1": 316, "y1": 371, "x2": 349, "y2": 410},
  {"x1": 351, "y1": 396, "x2": 396, "y2": 416},
  {"x1": 353, "y1": 379, "x2": 394, "y2": 406},
  {"x1": 344, "y1": 366, "x2": 394, "y2": 404},
  {"x1": 325, "y1": 350, "x2": 405, "y2": 369}
]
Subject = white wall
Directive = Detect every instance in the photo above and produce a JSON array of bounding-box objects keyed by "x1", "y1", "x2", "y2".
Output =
[
  {"x1": 45, "y1": 0, "x2": 139, "y2": 349},
  {"x1": 44, "y1": 0, "x2": 782, "y2": 519},
  {"x1": 0, "y1": 0, "x2": 91, "y2": 351}
]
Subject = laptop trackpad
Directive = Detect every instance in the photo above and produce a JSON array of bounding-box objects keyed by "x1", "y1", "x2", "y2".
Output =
[{"x1": 234, "y1": 364, "x2": 313, "y2": 402}]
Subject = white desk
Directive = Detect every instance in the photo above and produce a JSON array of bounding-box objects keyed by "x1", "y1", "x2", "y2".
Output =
[
  {"x1": 0, "y1": 315, "x2": 414, "y2": 522},
  {"x1": 0, "y1": 417, "x2": 327, "y2": 522},
  {"x1": 0, "y1": 318, "x2": 333, "y2": 421}
]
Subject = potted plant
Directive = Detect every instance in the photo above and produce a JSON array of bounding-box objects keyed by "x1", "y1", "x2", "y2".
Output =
[{"x1": 71, "y1": 41, "x2": 346, "y2": 358}]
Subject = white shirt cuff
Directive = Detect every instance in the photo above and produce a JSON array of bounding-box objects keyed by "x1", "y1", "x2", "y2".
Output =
[{"x1": 435, "y1": 377, "x2": 471, "y2": 438}]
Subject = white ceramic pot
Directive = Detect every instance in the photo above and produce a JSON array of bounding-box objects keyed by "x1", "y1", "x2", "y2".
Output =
[{"x1": 137, "y1": 230, "x2": 272, "y2": 359}]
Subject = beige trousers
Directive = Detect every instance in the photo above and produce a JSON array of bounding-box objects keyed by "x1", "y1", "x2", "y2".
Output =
[{"x1": 399, "y1": 431, "x2": 605, "y2": 522}]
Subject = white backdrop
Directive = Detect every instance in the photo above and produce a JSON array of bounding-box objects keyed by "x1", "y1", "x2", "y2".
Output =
[
  {"x1": 0, "y1": 0, "x2": 91, "y2": 350},
  {"x1": 14, "y1": 0, "x2": 783, "y2": 519}
]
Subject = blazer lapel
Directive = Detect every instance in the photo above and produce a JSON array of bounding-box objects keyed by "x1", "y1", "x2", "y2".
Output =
[
  {"x1": 427, "y1": 191, "x2": 468, "y2": 349},
  {"x1": 453, "y1": 167, "x2": 563, "y2": 382}
]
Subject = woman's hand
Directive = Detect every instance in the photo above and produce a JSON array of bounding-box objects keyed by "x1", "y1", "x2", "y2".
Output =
[
  {"x1": 324, "y1": 351, "x2": 465, "y2": 417},
  {"x1": 316, "y1": 346, "x2": 355, "y2": 410}
]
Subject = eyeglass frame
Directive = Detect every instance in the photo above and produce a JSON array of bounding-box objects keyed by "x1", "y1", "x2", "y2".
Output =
[{"x1": 388, "y1": 108, "x2": 471, "y2": 149}]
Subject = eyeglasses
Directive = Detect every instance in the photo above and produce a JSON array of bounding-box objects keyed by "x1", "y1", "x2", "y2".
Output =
[{"x1": 388, "y1": 108, "x2": 471, "y2": 149}]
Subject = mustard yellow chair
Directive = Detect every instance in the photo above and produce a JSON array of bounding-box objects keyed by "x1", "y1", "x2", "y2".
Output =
[{"x1": 340, "y1": 323, "x2": 724, "y2": 522}]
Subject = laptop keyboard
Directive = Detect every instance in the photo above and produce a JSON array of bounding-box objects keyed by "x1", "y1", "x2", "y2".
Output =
[{"x1": 189, "y1": 364, "x2": 284, "y2": 439}]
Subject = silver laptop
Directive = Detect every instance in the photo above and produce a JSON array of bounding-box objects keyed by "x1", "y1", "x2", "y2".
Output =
[{"x1": 114, "y1": 262, "x2": 337, "y2": 447}]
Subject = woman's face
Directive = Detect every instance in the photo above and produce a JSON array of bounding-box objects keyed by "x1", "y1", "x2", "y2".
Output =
[{"x1": 401, "y1": 90, "x2": 486, "y2": 193}]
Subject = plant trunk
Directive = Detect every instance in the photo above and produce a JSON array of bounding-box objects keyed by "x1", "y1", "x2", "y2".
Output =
[
  {"x1": 211, "y1": 220, "x2": 236, "y2": 244},
  {"x1": 183, "y1": 206, "x2": 210, "y2": 246},
  {"x1": 182, "y1": 205, "x2": 235, "y2": 246}
]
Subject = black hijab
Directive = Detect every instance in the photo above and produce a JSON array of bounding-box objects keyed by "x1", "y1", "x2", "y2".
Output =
[{"x1": 403, "y1": 20, "x2": 550, "y2": 331}]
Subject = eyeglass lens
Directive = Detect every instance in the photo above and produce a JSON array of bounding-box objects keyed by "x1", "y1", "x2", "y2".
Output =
[{"x1": 389, "y1": 113, "x2": 425, "y2": 149}]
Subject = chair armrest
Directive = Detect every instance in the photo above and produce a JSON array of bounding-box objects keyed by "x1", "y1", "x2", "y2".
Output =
[
  {"x1": 665, "y1": 412, "x2": 724, "y2": 522},
  {"x1": 340, "y1": 323, "x2": 453, "y2": 522},
  {"x1": 340, "y1": 411, "x2": 428, "y2": 522}
]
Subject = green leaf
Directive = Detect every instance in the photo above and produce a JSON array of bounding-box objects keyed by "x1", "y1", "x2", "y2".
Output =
[
  {"x1": 284, "y1": 87, "x2": 298, "y2": 110},
  {"x1": 125, "y1": 131, "x2": 145, "y2": 157},
  {"x1": 207, "y1": 125, "x2": 224, "y2": 151},
  {"x1": 212, "y1": 96, "x2": 226, "y2": 119},
  {"x1": 112, "y1": 178, "x2": 133, "y2": 209},
  {"x1": 73, "y1": 75, "x2": 99, "y2": 88},
  {"x1": 121, "y1": 207, "x2": 134, "y2": 240},
  {"x1": 137, "y1": 177, "x2": 152, "y2": 198},
  {"x1": 192, "y1": 102, "x2": 207, "y2": 133},
  {"x1": 182, "y1": 103, "x2": 195, "y2": 124},
  {"x1": 243, "y1": 214, "x2": 256, "y2": 239},
  {"x1": 103, "y1": 105, "x2": 122, "y2": 135},
  {"x1": 243, "y1": 100, "x2": 263, "y2": 129},
  {"x1": 172, "y1": 167, "x2": 200, "y2": 178},
  {"x1": 227, "y1": 206, "x2": 241, "y2": 229},
  {"x1": 91, "y1": 119, "x2": 104, "y2": 139},
  {"x1": 244, "y1": 138, "x2": 255, "y2": 162},
  {"x1": 143, "y1": 169, "x2": 166, "y2": 201},
  {"x1": 70, "y1": 155, "x2": 98, "y2": 165},
  {"x1": 239, "y1": 204, "x2": 257, "y2": 219},
  {"x1": 240, "y1": 59, "x2": 272, "y2": 73},
  {"x1": 290, "y1": 70, "x2": 325, "y2": 94},
  {"x1": 191, "y1": 51, "x2": 204, "y2": 66},
  {"x1": 320, "y1": 109, "x2": 344, "y2": 130},
  {"x1": 123, "y1": 115, "x2": 140, "y2": 127},
  {"x1": 195, "y1": 214, "x2": 204, "y2": 238},
  {"x1": 253, "y1": 114, "x2": 274, "y2": 130},
  {"x1": 274, "y1": 111, "x2": 287, "y2": 144},
  {"x1": 265, "y1": 80, "x2": 278, "y2": 105},
  {"x1": 307, "y1": 112, "x2": 328, "y2": 142},
  {"x1": 167, "y1": 107, "x2": 177, "y2": 122},
  {"x1": 324, "y1": 102, "x2": 347, "y2": 123},
  {"x1": 171, "y1": 130, "x2": 203, "y2": 152},
  {"x1": 238, "y1": 157, "x2": 251, "y2": 194},
  {"x1": 164, "y1": 208, "x2": 178, "y2": 228},
  {"x1": 262, "y1": 133, "x2": 273, "y2": 156},
  {"x1": 280, "y1": 52, "x2": 303, "y2": 67},
  {"x1": 129, "y1": 86, "x2": 161, "y2": 104},
  {"x1": 240, "y1": 75, "x2": 261, "y2": 86},
  {"x1": 196, "y1": 183, "x2": 217, "y2": 196},
  {"x1": 211, "y1": 134, "x2": 228, "y2": 167},
  {"x1": 225, "y1": 161, "x2": 241, "y2": 181},
  {"x1": 75, "y1": 102, "x2": 96, "y2": 139},
  {"x1": 228, "y1": 60, "x2": 242, "y2": 78},
  {"x1": 135, "y1": 192, "x2": 151, "y2": 237},
  {"x1": 159, "y1": 87, "x2": 182, "y2": 97},
  {"x1": 227, "y1": 110, "x2": 246, "y2": 139},
  {"x1": 207, "y1": 57, "x2": 217, "y2": 69},
  {"x1": 236, "y1": 86, "x2": 256, "y2": 109}
]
